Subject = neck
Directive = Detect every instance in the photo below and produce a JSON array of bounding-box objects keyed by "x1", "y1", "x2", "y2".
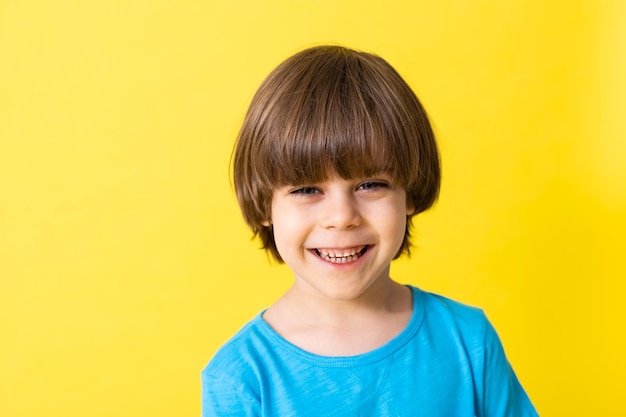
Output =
[
  {"x1": 262, "y1": 278, "x2": 414, "y2": 356},
  {"x1": 282, "y1": 277, "x2": 410, "y2": 328}
]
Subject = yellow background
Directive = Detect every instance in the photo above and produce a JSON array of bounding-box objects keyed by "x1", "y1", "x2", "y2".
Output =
[{"x1": 1, "y1": 1, "x2": 625, "y2": 416}]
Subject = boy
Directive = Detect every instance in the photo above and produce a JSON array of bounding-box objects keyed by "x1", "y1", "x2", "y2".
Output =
[{"x1": 202, "y1": 45, "x2": 538, "y2": 416}]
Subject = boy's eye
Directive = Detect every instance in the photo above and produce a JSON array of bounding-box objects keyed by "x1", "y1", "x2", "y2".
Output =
[
  {"x1": 290, "y1": 186, "x2": 320, "y2": 195},
  {"x1": 358, "y1": 181, "x2": 388, "y2": 191}
]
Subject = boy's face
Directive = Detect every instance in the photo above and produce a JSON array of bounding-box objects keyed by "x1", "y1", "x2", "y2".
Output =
[{"x1": 265, "y1": 174, "x2": 414, "y2": 302}]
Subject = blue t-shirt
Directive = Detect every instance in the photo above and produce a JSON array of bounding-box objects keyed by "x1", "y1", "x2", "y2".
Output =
[{"x1": 202, "y1": 286, "x2": 538, "y2": 416}]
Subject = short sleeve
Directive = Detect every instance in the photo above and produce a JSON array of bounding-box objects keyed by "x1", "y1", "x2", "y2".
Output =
[
  {"x1": 480, "y1": 319, "x2": 539, "y2": 417},
  {"x1": 201, "y1": 372, "x2": 260, "y2": 417}
]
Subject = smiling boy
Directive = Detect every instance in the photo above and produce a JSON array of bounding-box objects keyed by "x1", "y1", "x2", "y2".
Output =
[{"x1": 202, "y1": 45, "x2": 538, "y2": 416}]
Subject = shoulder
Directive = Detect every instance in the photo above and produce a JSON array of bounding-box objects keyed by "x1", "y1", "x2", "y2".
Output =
[
  {"x1": 202, "y1": 313, "x2": 268, "y2": 380},
  {"x1": 410, "y1": 287, "x2": 502, "y2": 365},
  {"x1": 413, "y1": 286, "x2": 490, "y2": 335}
]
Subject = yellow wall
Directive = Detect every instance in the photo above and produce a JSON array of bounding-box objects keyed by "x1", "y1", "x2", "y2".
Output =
[{"x1": 1, "y1": 1, "x2": 624, "y2": 415}]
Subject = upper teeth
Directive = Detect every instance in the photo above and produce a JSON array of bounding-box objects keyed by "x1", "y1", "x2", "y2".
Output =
[{"x1": 317, "y1": 246, "x2": 366, "y2": 260}]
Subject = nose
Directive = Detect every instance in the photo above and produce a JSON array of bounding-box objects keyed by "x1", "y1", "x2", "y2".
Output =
[{"x1": 319, "y1": 192, "x2": 362, "y2": 230}]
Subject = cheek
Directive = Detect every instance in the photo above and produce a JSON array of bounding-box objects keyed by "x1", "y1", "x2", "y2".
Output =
[
  {"x1": 272, "y1": 205, "x2": 301, "y2": 231},
  {"x1": 271, "y1": 208, "x2": 306, "y2": 248}
]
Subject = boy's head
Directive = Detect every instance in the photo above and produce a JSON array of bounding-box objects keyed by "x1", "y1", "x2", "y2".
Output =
[{"x1": 233, "y1": 45, "x2": 440, "y2": 262}]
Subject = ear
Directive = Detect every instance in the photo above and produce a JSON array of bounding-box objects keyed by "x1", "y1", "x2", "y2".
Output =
[{"x1": 261, "y1": 219, "x2": 271, "y2": 227}]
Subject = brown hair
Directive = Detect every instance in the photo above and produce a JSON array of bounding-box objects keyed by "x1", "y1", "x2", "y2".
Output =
[{"x1": 232, "y1": 45, "x2": 440, "y2": 262}]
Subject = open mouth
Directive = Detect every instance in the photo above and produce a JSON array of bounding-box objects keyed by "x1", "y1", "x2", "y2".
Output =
[{"x1": 314, "y1": 245, "x2": 369, "y2": 264}]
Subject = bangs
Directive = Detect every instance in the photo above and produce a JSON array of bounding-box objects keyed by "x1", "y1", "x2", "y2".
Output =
[{"x1": 264, "y1": 107, "x2": 400, "y2": 187}]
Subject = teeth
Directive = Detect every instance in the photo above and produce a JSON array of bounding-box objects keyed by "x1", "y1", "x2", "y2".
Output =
[{"x1": 316, "y1": 246, "x2": 366, "y2": 263}]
